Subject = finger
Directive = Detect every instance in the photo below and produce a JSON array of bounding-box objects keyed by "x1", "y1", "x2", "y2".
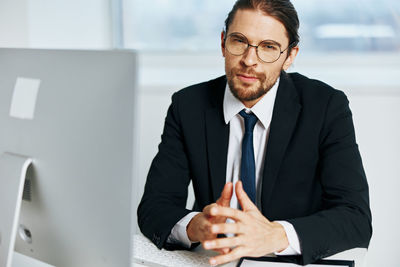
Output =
[
  {"x1": 187, "y1": 213, "x2": 207, "y2": 242},
  {"x1": 203, "y1": 204, "x2": 229, "y2": 225},
  {"x1": 208, "y1": 206, "x2": 247, "y2": 222},
  {"x1": 213, "y1": 247, "x2": 231, "y2": 255},
  {"x1": 203, "y1": 236, "x2": 242, "y2": 250},
  {"x1": 203, "y1": 203, "x2": 219, "y2": 217},
  {"x1": 216, "y1": 182, "x2": 233, "y2": 207},
  {"x1": 210, "y1": 222, "x2": 244, "y2": 235},
  {"x1": 209, "y1": 247, "x2": 243, "y2": 266},
  {"x1": 236, "y1": 181, "x2": 258, "y2": 211}
]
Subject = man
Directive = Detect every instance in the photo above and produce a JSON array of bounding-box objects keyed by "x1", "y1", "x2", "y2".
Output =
[{"x1": 138, "y1": 0, "x2": 372, "y2": 265}]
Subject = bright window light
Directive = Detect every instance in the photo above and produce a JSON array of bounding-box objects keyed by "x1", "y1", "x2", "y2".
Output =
[{"x1": 121, "y1": 0, "x2": 400, "y2": 52}]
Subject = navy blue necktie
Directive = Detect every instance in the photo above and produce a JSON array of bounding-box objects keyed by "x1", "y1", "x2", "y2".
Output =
[{"x1": 239, "y1": 109, "x2": 258, "y2": 204}]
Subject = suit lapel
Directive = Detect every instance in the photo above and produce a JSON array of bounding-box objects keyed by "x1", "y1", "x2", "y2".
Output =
[
  {"x1": 261, "y1": 72, "x2": 301, "y2": 213},
  {"x1": 205, "y1": 77, "x2": 230, "y2": 202}
]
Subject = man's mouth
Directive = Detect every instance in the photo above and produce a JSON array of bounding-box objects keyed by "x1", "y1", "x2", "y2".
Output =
[{"x1": 237, "y1": 74, "x2": 259, "y2": 83}]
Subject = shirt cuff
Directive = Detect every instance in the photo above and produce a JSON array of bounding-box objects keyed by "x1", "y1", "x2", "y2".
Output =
[
  {"x1": 274, "y1": 220, "x2": 301, "y2": 255},
  {"x1": 166, "y1": 212, "x2": 200, "y2": 248}
]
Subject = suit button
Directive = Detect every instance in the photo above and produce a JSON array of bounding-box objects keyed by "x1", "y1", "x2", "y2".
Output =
[
  {"x1": 313, "y1": 254, "x2": 320, "y2": 261},
  {"x1": 152, "y1": 233, "x2": 161, "y2": 245}
]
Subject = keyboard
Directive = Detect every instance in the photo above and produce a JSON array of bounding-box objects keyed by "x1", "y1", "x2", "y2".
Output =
[{"x1": 132, "y1": 234, "x2": 215, "y2": 266}]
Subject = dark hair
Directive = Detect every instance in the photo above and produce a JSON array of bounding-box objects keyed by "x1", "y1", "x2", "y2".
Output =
[{"x1": 224, "y1": 0, "x2": 300, "y2": 53}]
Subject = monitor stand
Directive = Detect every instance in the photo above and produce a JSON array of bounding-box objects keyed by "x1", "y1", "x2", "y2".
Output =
[{"x1": 0, "y1": 152, "x2": 32, "y2": 267}]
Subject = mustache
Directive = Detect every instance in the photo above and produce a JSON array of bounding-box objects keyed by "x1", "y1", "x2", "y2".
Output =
[{"x1": 234, "y1": 67, "x2": 265, "y2": 80}]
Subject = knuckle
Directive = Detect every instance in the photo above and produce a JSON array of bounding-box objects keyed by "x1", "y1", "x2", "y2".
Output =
[
  {"x1": 206, "y1": 203, "x2": 217, "y2": 213},
  {"x1": 205, "y1": 223, "x2": 213, "y2": 233},
  {"x1": 205, "y1": 203, "x2": 216, "y2": 210},
  {"x1": 205, "y1": 203, "x2": 215, "y2": 209}
]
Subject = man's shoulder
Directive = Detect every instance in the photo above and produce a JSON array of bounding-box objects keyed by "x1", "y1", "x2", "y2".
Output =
[
  {"x1": 288, "y1": 72, "x2": 339, "y2": 94},
  {"x1": 285, "y1": 72, "x2": 349, "y2": 108}
]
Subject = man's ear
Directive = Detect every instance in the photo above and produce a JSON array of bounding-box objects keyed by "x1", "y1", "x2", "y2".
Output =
[
  {"x1": 283, "y1": 46, "x2": 299, "y2": 71},
  {"x1": 221, "y1": 31, "x2": 226, "y2": 58}
]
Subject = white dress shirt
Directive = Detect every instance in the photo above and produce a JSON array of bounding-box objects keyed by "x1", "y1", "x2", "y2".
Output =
[{"x1": 167, "y1": 78, "x2": 301, "y2": 255}]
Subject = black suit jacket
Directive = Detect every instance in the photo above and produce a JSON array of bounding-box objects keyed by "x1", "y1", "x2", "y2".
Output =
[{"x1": 137, "y1": 71, "x2": 372, "y2": 265}]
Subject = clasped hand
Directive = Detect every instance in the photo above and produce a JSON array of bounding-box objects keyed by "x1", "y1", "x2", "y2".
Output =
[{"x1": 186, "y1": 181, "x2": 288, "y2": 266}]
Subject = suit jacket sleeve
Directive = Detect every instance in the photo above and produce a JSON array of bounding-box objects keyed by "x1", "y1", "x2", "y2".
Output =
[
  {"x1": 287, "y1": 90, "x2": 372, "y2": 264},
  {"x1": 137, "y1": 91, "x2": 193, "y2": 249}
]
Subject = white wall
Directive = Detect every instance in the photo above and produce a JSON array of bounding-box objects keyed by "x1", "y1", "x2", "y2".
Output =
[
  {"x1": 0, "y1": 0, "x2": 30, "y2": 47},
  {"x1": 350, "y1": 95, "x2": 400, "y2": 267},
  {"x1": 0, "y1": 0, "x2": 111, "y2": 49}
]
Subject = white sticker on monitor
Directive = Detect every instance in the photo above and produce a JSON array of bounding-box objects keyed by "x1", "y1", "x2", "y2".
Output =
[{"x1": 9, "y1": 77, "x2": 41, "y2": 120}]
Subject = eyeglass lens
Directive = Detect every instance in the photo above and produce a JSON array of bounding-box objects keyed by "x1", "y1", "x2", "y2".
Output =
[{"x1": 226, "y1": 33, "x2": 283, "y2": 63}]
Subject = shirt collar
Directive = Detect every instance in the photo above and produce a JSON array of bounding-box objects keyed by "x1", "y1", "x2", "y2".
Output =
[{"x1": 223, "y1": 77, "x2": 280, "y2": 129}]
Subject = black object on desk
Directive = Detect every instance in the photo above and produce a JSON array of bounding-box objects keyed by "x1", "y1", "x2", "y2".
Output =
[{"x1": 237, "y1": 256, "x2": 354, "y2": 267}]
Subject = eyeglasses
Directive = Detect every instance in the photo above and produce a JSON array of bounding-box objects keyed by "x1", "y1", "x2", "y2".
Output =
[{"x1": 225, "y1": 32, "x2": 294, "y2": 63}]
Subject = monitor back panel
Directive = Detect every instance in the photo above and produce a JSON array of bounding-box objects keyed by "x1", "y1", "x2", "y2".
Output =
[{"x1": 0, "y1": 48, "x2": 137, "y2": 267}]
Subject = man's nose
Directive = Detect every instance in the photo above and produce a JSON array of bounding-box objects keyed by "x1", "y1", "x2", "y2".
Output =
[{"x1": 241, "y1": 45, "x2": 258, "y2": 66}]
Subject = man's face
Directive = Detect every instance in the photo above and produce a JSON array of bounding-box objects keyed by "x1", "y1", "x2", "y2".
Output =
[{"x1": 222, "y1": 9, "x2": 298, "y2": 107}]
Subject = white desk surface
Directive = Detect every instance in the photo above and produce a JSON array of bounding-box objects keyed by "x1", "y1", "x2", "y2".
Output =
[
  {"x1": 11, "y1": 234, "x2": 367, "y2": 267},
  {"x1": 133, "y1": 234, "x2": 367, "y2": 267}
]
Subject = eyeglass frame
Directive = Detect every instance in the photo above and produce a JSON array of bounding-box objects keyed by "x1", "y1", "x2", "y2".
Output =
[{"x1": 223, "y1": 32, "x2": 295, "y2": 63}]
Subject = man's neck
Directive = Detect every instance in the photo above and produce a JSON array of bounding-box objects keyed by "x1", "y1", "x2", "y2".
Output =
[{"x1": 241, "y1": 95, "x2": 265, "y2": 108}]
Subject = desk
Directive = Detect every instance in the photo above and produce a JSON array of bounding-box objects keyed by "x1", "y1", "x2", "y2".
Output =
[
  {"x1": 132, "y1": 234, "x2": 367, "y2": 267},
  {"x1": 11, "y1": 234, "x2": 367, "y2": 267}
]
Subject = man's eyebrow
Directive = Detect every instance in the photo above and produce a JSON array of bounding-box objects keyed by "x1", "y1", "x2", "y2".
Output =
[
  {"x1": 229, "y1": 32, "x2": 284, "y2": 48},
  {"x1": 230, "y1": 32, "x2": 283, "y2": 47},
  {"x1": 230, "y1": 32, "x2": 246, "y2": 37}
]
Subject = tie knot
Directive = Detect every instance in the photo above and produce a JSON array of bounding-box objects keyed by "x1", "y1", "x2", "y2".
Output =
[{"x1": 239, "y1": 109, "x2": 258, "y2": 133}]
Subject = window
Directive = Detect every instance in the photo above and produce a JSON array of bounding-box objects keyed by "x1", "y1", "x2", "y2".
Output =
[
  {"x1": 122, "y1": 0, "x2": 400, "y2": 52},
  {"x1": 122, "y1": 0, "x2": 235, "y2": 51},
  {"x1": 294, "y1": 0, "x2": 400, "y2": 52}
]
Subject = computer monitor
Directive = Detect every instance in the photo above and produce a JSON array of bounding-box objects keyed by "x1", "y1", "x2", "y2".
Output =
[{"x1": 0, "y1": 48, "x2": 138, "y2": 267}]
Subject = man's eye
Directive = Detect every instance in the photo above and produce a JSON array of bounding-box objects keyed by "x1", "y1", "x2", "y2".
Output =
[
  {"x1": 233, "y1": 38, "x2": 246, "y2": 43},
  {"x1": 262, "y1": 43, "x2": 278, "y2": 50}
]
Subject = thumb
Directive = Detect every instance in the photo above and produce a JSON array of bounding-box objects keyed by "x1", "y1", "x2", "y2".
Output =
[
  {"x1": 236, "y1": 181, "x2": 257, "y2": 211},
  {"x1": 216, "y1": 182, "x2": 233, "y2": 207}
]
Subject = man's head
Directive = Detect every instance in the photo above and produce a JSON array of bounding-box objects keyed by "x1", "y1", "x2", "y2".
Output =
[{"x1": 221, "y1": 0, "x2": 300, "y2": 107}]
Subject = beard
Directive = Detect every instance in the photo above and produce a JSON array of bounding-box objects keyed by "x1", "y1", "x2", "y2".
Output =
[{"x1": 226, "y1": 66, "x2": 281, "y2": 102}]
